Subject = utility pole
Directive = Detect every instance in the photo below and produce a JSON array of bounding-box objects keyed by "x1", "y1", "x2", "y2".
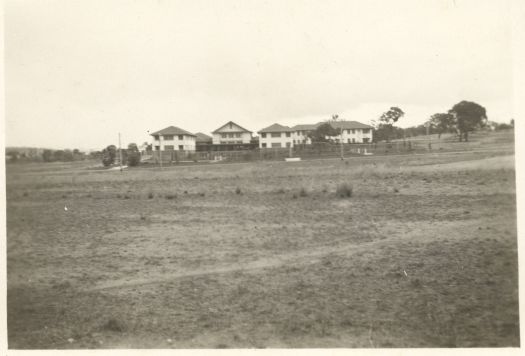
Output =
[
  {"x1": 118, "y1": 132, "x2": 123, "y2": 172},
  {"x1": 159, "y1": 135, "x2": 163, "y2": 170}
]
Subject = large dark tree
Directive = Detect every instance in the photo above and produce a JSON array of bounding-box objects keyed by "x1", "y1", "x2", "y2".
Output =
[
  {"x1": 308, "y1": 122, "x2": 340, "y2": 143},
  {"x1": 449, "y1": 101, "x2": 487, "y2": 142},
  {"x1": 429, "y1": 112, "x2": 456, "y2": 139},
  {"x1": 374, "y1": 107, "x2": 404, "y2": 142},
  {"x1": 101, "y1": 145, "x2": 117, "y2": 167},
  {"x1": 127, "y1": 143, "x2": 141, "y2": 167},
  {"x1": 42, "y1": 149, "x2": 54, "y2": 162}
]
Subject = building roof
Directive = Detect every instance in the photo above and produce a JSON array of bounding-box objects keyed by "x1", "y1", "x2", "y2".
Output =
[
  {"x1": 291, "y1": 124, "x2": 320, "y2": 131},
  {"x1": 319, "y1": 120, "x2": 373, "y2": 130},
  {"x1": 195, "y1": 132, "x2": 213, "y2": 143},
  {"x1": 258, "y1": 123, "x2": 294, "y2": 133},
  {"x1": 150, "y1": 126, "x2": 196, "y2": 136},
  {"x1": 212, "y1": 121, "x2": 252, "y2": 133}
]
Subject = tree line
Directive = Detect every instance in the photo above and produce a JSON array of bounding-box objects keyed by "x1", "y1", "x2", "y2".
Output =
[{"x1": 307, "y1": 100, "x2": 512, "y2": 143}]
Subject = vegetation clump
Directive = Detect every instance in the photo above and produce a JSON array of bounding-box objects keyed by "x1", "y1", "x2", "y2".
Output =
[
  {"x1": 165, "y1": 193, "x2": 177, "y2": 200},
  {"x1": 336, "y1": 183, "x2": 353, "y2": 198},
  {"x1": 299, "y1": 187, "x2": 308, "y2": 197}
]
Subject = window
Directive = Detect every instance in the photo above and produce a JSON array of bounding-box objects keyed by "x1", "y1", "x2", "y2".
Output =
[
  {"x1": 271, "y1": 142, "x2": 282, "y2": 148},
  {"x1": 178, "y1": 145, "x2": 184, "y2": 150},
  {"x1": 228, "y1": 133, "x2": 234, "y2": 138},
  {"x1": 363, "y1": 129, "x2": 370, "y2": 134},
  {"x1": 352, "y1": 138, "x2": 356, "y2": 143},
  {"x1": 262, "y1": 143, "x2": 267, "y2": 148},
  {"x1": 261, "y1": 133, "x2": 266, "y2": 138},
  {"x1": 163, "y1": 135, "x2": 174, "y2": 140},
  {"x1": 285, "y1": 132, "x2": 291, "y2": 137},
  {"x1": 154, "y1": 135, "x2": 159, "y2": 140},
  {"x1": 271, "y1": 132, "x2": 281, "y2": 138},
  {"x1": 235, "y1": 133, "x2": 241, "y2": 138},
  {"x1": 236, "y1": 140, "x2": 242, "y2": 144},
  {"x1": 164, "y1": 145, "x2": 174, "y2": 150},
  {"x1": 178, "y1": 135, "x2": 184, "y2": 140},
  {"x1": 221, "y1": 134, "x2": 227, "y2": 139},
  {"x1": 293, "y1": 140, "x2": 296, "y2": 144},
  {"x1": 363, "y1": 138, "x2": 370, "y2": 143},
  {"x1": 347, "y1": 139, "x2": 351, "y2": 144},
  {"x1": 155, "y1": 145, "x2": 160, "y2": 151},
  {"x1": 286, "y1": 142, "x2": 291, "y2": 148}
]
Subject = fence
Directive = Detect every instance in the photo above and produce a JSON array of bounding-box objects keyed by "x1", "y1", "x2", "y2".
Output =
[{"x1": 150, "y1": 141, "x2": 435, "y2": 164}]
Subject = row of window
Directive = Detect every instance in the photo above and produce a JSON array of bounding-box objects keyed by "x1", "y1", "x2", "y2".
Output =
[
  {"x1": 261, "y1": 142, "x2": 292, "y2": 148},
  {"x1": 221, "y1": 133, "x2": 243, "y2": 138},
  {"x1": 154, "y1": 135, "x2": 188, "y2": 141},
  {"x1": 261, "y1": 138, "x2": 371, "y2": 147},
  {"x1": 220, "y1": 141, "x2": 243, "y2": 144},
  {"x1": 155, "y1": 145, "x2": 185, "y2": 151},
  {"x1": 260, "y1": 132, "x2": 292, "y2": 138},
  {"x1": 260, "y1": 129, "x2": 371, "y2": 139}
]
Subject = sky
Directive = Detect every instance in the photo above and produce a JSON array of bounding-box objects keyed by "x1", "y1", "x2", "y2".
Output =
[{"x1": 4, "y1": 0, "x2": 516, "y2": 150}]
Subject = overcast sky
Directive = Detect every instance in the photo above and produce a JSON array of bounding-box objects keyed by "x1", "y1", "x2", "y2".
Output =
[{"x1": 5, "y1": 0, "x2": 516, "y2": 150}]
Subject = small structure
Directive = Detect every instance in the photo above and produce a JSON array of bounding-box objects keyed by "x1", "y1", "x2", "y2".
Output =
[
  {"x1": 212, "y1": 121, "x2": 253, "y2": 145},
  {"x1": 258, "y1": 123, "x2": 294, "y2": 148},
  {"x1": 150, "y1": 126, "x2": 196, "y2": 152}
]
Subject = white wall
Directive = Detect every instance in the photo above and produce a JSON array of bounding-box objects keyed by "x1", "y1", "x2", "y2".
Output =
[
  {"x1": 152, "y1": 135, "x2": 196, "y2": 151},
  {"x1": 292, "y1": 130, "x2": 313, "y2": 145},
  {"x1": 340, "y1": 128, "x2": 373, "y2": 143},
  {"x1": 212, "y1": 132, "x2": 251, "y2": 144},
  {"x1": 259, "y1": 132, "x2": 294, "y2": 148},
  {"x1": 212, "y1": 123, "x2": 252, "y2": 144}
]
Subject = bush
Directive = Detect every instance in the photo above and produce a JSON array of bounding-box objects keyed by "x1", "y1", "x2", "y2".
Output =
[
  {"x1": 147, "y1": 192, "x2": 154, "y2": 199},
  {"x1": 165, "y1": 193, "x2": 177, "y2": 200},
  {"x1": 235, "y1": 187, "x2": 242, "y2": 195},
  {"x1": 336, "y1": 183, "x2": 353, "y2": 198},
  {"x1": 299, "y1": 187, "x2": 308, "y2": 197}
]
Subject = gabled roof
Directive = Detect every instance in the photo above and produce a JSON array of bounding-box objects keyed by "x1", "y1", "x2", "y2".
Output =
[
  {"x1": 291, "y1": 123, "x2": 320, "y2": 131},
  {"x1": 212, "y1": 121, "x2": 252, "y2": 133},
  {"x1": 150, "y1": 126, "x2": 196, "y2": 136},
  {"x1": 195, "y1": 132, "x2": 213, "y2": 143},
  {"x1": 258, "y1": 123, "x2": 293, "y2": 133},
  {"x1": 319, "y1": 120, "x2": 373, "y2": 130}
]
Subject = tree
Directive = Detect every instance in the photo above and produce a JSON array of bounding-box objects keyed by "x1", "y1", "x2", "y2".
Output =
[
  {"x1": 53, "y1": 150, "x2": 65, "y2": 161},
  {"x1": 429, "y1": 112, "x2": 455, "y2": 139},
  {"x1": 42, "y1": 149, "x2": 54, "y2": 162},
  {"x1": 308, "y1": 122, "x2": 339, "y2": 143},
  {"x1": 374, "y1": 107, "x2": 404, "y2": 142},
  {"x1": 101, "y1": 145, "x2": 117, "y2": 167},
  {"x1": 449, "y1": 101, "x2": 487, "y2": 142},
  {"x1": 126, "y1": 143, "x2": 141, "y2": 167}
]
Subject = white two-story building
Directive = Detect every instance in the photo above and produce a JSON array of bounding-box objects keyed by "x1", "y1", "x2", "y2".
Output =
[
  {"x1": 258, "y1": 123, "x2": 294, "y2": 148},
  {"x1": 150, "y1": 126, "x2": 196, "y2": 151},
  {"x1": 329, "y1": 121, "x2": 374, "y2": 143},
  {"x1": 212, "y1": 121, "x2": 253, "y2": 144}
]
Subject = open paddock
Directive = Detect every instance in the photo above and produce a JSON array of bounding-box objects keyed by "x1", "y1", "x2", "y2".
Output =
[{"x1": 6, "y1": 148, "x2": 519, "y2": 348}]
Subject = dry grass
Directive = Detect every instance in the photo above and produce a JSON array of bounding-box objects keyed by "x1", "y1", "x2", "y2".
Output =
[{"x1": 5, "y1": 148, "x2": 518, "y2": 348}]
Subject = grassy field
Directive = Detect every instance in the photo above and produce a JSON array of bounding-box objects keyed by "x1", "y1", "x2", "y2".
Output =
[{"x1": 6, "y1": 142, "x2": 519, "y2": 348}]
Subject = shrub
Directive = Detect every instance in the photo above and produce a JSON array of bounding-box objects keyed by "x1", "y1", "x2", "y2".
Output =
[
  {"x1": 336, "y1": 183, "x2": 353, "y2": 198},
  {"x1": 165, "y1": 194, "x2": 177, "y2": 200},
  {"x1": 235, "y1": 187, "x2": 242, "y2": 195},
  {"x1": 102, "y1": 318, "x2": 124, "y2": 332},
  {"x1": 299, "y1": 187, "x2": 308, "y2": 197},
  {"x1": 147, "y1": 192, "x2": 154, "y2": 199}
]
